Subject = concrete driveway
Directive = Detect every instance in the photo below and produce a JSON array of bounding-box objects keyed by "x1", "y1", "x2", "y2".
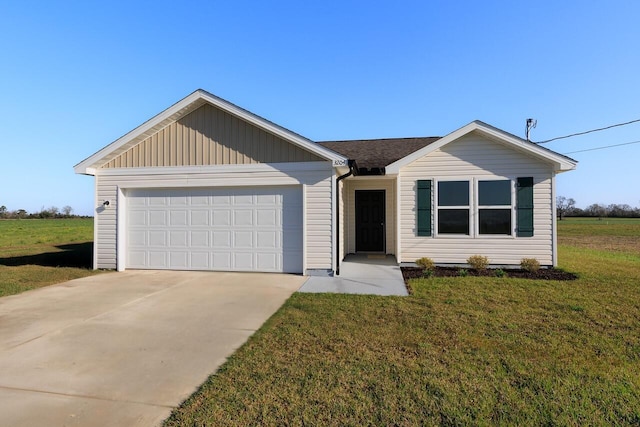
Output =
[{"x1": 0, "y1": 270, "x2": 305, "y2": 427}]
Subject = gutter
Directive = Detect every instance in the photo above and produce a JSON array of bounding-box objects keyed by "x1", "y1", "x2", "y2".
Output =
[{"x1": 335, "y1": 160, "x2": 356, "y2": 275}]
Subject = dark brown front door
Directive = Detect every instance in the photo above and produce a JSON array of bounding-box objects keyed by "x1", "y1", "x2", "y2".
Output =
[{"x1": 355, "y1": 190, "x2": 385, "y2": 252}]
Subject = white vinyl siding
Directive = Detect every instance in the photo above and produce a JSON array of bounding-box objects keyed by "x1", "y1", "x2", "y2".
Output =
[
  {"x1": 93, "y1": 162, "x2": 333, "y2": 272},
  {"x1": 399, "y1": 132, "x2": 555, "y2": 266},
  {"x1": 343, "y1": 178, "x2": 396, "y2": 255},
  {"x1": 95, "y1": 183, "x2": 118, "y2": 269}
]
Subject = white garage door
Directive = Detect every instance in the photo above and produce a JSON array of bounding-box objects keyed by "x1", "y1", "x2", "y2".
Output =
[{"x1": 126, "y1": 187, "x2": 303, "y2": 273}]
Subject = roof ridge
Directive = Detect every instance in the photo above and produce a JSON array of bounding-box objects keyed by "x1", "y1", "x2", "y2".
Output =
[{"x1": 317, "y1": 136, "x2": 441, "y2": 143}]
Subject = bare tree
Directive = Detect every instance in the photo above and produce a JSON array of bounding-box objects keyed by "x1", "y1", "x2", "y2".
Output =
[
  {"x1": 556, "y1": 196, "x2": 576, "y2": 220},
  {"x1": 585, "y1": 203, "x2": 607, "y2": 218},
  {"x1": 62, "y1": 205, "x2": 73, "y2": 216}
]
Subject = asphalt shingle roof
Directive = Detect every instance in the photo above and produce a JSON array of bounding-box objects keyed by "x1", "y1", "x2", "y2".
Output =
[{"x1": 317, "y1": 137, "x2": 440, "y2": 172}]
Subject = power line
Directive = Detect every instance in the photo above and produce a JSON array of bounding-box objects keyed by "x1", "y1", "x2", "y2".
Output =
[
  {"x1": 564, "y1": 139, "x2": 640, "y2": 155},
  {"x1": 536, "y1": 118, "x2": 640, "y2": 144}
]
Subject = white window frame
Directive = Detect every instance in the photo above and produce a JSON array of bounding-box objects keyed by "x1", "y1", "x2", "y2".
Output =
[
  {"x1": 474, "y1": 178, "x2": 516, "y2": 238},
  {"x1": 434, "y1": 179, "x2": 472, "y2": 238}
]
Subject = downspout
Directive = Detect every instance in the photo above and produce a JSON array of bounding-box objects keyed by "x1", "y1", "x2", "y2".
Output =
[{"x1": 335, "y1": 160, "x2": 356, "y2": 275}]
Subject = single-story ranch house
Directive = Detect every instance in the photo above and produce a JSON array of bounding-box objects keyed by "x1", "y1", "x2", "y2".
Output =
[{"x1": 74, "y1": 89, "x2": 577, "y2": 275}]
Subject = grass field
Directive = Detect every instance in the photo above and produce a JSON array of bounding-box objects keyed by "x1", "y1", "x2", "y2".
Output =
[
  {"x1": 165, "y1": 218, "x2": 640, "y2": 426},
  {"x1": 1, "y1": 217, "x2": 638, "y2": 424},
  {"x1": 0, "y1": 218, "x2": 100, "y2": 297},
  {"x1": 558, "y1": 217, "x2": 640, "y2": 256}
]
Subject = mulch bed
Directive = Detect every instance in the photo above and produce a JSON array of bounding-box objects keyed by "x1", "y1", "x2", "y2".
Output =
[{"x1": 401, "y1": 266, "x2": 578, "y2": 282}]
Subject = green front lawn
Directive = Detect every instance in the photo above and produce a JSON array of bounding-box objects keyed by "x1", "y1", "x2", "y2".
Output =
[
  {"x1": 165, "y1": 220, "x2": 640, "y2": 426},
  {"x1": 0, "y1": 218, "x2": 100, "y2": 297}
]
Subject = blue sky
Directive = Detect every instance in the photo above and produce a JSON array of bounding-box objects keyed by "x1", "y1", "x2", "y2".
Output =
[{"x1": 1, "y1": 1, "x2": 639, "y2": 215}]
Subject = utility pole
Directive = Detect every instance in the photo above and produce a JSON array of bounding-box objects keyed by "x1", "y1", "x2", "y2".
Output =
[{"x1": 525, "y1": 118, "x2": 537, "y2": 141}]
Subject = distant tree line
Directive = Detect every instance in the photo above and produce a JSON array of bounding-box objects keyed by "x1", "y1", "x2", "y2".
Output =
[
  {"x1": 0, "y1": 205, "x2": 91, "y2": 219},
  {"x1": 557, "y1": 196, "x2": 640, "y2": 219}
]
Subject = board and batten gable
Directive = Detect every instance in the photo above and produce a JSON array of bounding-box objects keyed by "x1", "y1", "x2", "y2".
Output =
[
  {"x1": 101, "y1": 104, "x2": 324, "y2": 168},
  {"x1": 399, "y1": 131, "x2": 556, "y2": 266}
]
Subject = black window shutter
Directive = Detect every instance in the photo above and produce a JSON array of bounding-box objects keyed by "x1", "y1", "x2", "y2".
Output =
[
  {"x1": 517, "y1": 177, "x2": 534, "y2": 237},
  {"x1": 417, "y1": 180, "x2": 432, "y2": 236}
]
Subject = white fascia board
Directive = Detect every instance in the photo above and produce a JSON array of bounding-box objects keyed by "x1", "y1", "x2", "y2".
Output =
[
  {"x1": 385, "y1": 121, "x2": 577, "y2": 174},
  {"x1": 94, "y1": 161, "x2": 333, "y2": 176},
  {"x1": 74, "y1": 89, "x2": 346, "y2": 175}
]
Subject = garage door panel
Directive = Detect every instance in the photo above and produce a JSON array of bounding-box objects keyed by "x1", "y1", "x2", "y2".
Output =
[
  {"x1": 169, "y1": 210, "x2": 188, "y2": 226},
  {"x1": 129, "y1": 210, "x2": 147, "y2": 226},
  {"x1": 148, "y1": 231, "x2": 167, "y2": 247},
  {"x1": 212, "y1": 194, "x2": 231, "y2": 206},
  {"x1": 191, "y1": 252, "x2": 209, "y2": 269},
  {"x1": 148, "y1": 252, "x2": 167, "y2": 268},
  {"x1": 256, "y1": 231, "x2": 278, "y2": 249},
  {"x1": 129, "y1": 251, "x2": 146, "y2": 266},
  {"x1": 127, "y1": 186, "x2": 302, "y2": 273},
  {"x1": 190, "y1": 210, "x2": 209, "y2": 226},
  {"x1": 190, "y1": 231, "x2": 209, "y2": 247},
  {"x1": 234, "y1": 231, "x2": 253, "y2": 248},
  {"x1": 129, "y1": 231, "x2": 146, "y2": 246},
  {"x1": 233, "y1": 210, "x2": 253, "y2": 226},
  {"x1": 256, "y1": 209, "x2": 277, "y2": 226},
  {"x1": 212, "y1": 210, "x2": 230, "y2": 226},
  {"x1": 129, "y1": 196, "x2": 147, "y2": 207},
  {"x1": 233, "y1": 194, "x2": 253, "y2": 205},
  {"x1": 212, "y1": 231, "x2": 231, "y2": 248},
  {"x1": 148, "y1": 196, "x2": 168, "y2": 206},
  {"x1": 212, "y1": 252, "x2": 231, "y2": 269},
  {"x1": 149, "y1": 211, "x2": 167, "y2": 226},
  {"x1": 257, "y1": 194, "x2": 277, "y2": 204},
  {"x1": 257, "y1": 253, "x2": 278, "y2": 270},
  {"x1": 169, "y1": 252, "x2": 188, "y2": 268},
  {"x1": 170, "y1": 196, "x2": 188, "y2": 206},
  {"x1": 233, "y1": 252, "x2": 253, "y2": 269},
  {"x1": 169, "y1": 231, "x2": 188, "y2": 247}
]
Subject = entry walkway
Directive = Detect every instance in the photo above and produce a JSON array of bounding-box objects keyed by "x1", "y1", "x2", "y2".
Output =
[{"x1": 299, "y1": 254, "x2": 408, "y2": 296}]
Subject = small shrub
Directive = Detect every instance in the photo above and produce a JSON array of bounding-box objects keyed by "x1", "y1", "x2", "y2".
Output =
[
  {"x1": 416, "y1": 257, "x2": 435, "y2": 271},
  {"x1": 494, "y1": 268, "x2": 507, "y2": 278},
  {"x1": 458, "y1": 268, "x2": 468, "y2": 277},
  {"x1": 467, "y1": 255, "x2": 489, "y2": 270},
  {"x1": 521, "y1": 258, "x2": 541, "y2": 272},
  {"x1": 421, "y1": 269, "x2": 433, "y2": 278}
]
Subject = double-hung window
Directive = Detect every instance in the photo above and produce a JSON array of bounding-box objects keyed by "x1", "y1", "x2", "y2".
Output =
[
  {"x1": 437, "y1": 181, "x2": 470, "y2": 235},
  {"x1": 477, "y1": 180, "x2": 512, "y2": 235}
]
